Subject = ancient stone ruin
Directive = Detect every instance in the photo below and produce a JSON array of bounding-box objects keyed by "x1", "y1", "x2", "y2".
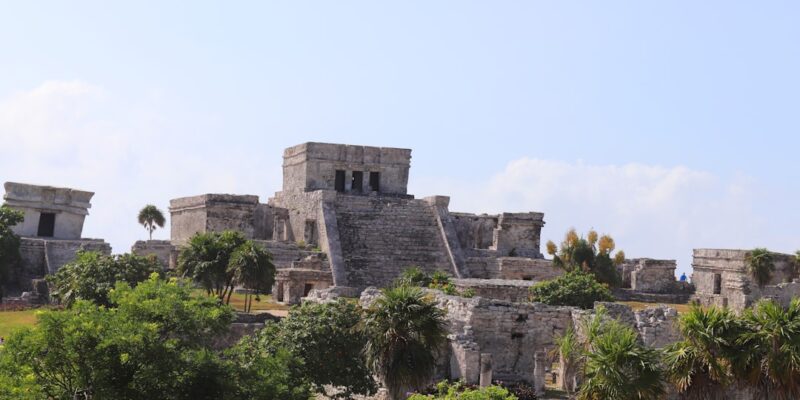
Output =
[{"x1": 2, "y1": 182, "x2": 110, "y2": 301}]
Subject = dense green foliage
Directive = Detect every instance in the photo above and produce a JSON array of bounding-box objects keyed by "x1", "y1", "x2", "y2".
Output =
[
  {"x1": 396, "y1": 267, "x2": 475, "y2": 298},
  {"x1": 47, "y1": 250, "x2": 163, "y2": 307},
  {"x1": 578, "y1": 317, "x2": 665, "y2": 400},
  {"x1": 0, "y1": 275, "x2": 311, "y2": 400},
  {"x1": 663, "y1": 305, "x2": 741, "y2": 400},
  {"x1": 408, "y1": 380, "x2": 518, "y2": 400},
  {"x1": 546, "y1": 228, "x2": 624, "y2": 287},
  {"x1": 362, "y1": 285, "x2": 448, "y2": 400},
  {"x1": 0, "y1": 205, "x2": 24, "y2": 300},
  {"x1": 178, "y1": 231, "x2": 275, "y2": 305},
  {"x1": 746, "y1": 248, "x2": 774, "y2": 287},
  {"x1": 255, "y1": 299, "x2": 376, "y2": 398},
  {"x1": 529, "y1": 271, "x2": 614, "y2": 309},
  {"x1": 137, "y1": 204, "x2": 166, "y2": 240}
]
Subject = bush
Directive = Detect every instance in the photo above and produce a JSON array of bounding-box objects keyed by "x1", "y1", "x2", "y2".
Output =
[
  {"x1": 545, "y1": 228, "x2": 624, "y2": 287},
  {"x1": 255, "y1": 299, "x2": 376, "y2": 398},
  {"x1": 529, "y1": 271, "x2": 613, "y2": 309},
  {"x1": 47, "y1": 251, "x2": 163, "y2": 307},
  {"x1": 408, "y1": 380, "x2": 518, "y2": 400}
]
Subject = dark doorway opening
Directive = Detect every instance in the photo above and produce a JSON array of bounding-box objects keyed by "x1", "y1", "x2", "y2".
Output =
[
  {"x1": 303, "y1": 283, "x2": 315, "y2": 297},
  {"x1": 369, "y1": 172, "x2": 380, "y2": 192},
  {"x1": 37, "y1": 212, "x2": 55, "y2": 237},
  {"x1": 713, "y1": 273, "x2": 722, "y2": 294},
  {"x1": 352, "y1": 171, "x2": 363, "y2": 192},
  {"x1": 334, "y1": 170, "x2": 346, "y2": 192}
]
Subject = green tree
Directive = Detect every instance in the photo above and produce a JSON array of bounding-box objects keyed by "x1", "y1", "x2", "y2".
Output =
[
  {"x1": 177, "y1": 231, "x2": 248, "y2": 303},
  {"x1": 0, "y1": 275, "x2": 237, "y2": 399},
  {"x1": 228, "y1": 241, "x2": 276, "y2": 312},
  {"x1": 222, "y1": 336, "x2": 312, "y2": 400},
  {"x1": 745, "y1": 248, "x2": 774, "y2": 288},
  {"x1": 362, "y1": 285, "x2": 448, "y2": 400},
  {"x1": 663, "y1": 305, "x2": 742, "y2": 400},
  {"x1": 578, "y1": 318, "x2": 665, "y2": 400},
  {"x1": 0, "y1": 205, "x2": 24, "y2": 300},
  {"x1": 529, "y1": 271, "x2": 614, "y2": 309},
  {"x1": 407, "y1": 380, "x2": 518, "y2": 399},
  {"x1": 546, "y1": 228, "x2": 624, "y2": 287},
  {"x1": 138, "y1": 204, "x2": 166, "y2": 240},
  {"x1": 47, "y1": 250, "x2": 163, "y2": 307},
  {"x1": 256, "y1": 299, "x2": 377, "y2": 398},
  {"x1": 734, "y1": 298, "x2": 800, "y2": 400}
]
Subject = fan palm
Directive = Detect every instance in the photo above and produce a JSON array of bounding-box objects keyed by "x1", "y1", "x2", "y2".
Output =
[
  {"x1": 663, "y1": 304, "x2": 741, "y2": 399},
  {"x1": 734, "y1": 298, "x2": 800, "y2": 400},
  {"x1": 361, "y1": 285, "x2": 447, "y2": 400},
  {"x1": 746, "y1": 248, "x2": 774, "y2": 287},
  {"x1": 228, "y1": 241, "x2": 275, "y2": 312},
  {"x1": 578, "y1": 319, "x2": 665, "y2": 400},
  {"x1": 137, "y1": 205, "x2": 165, "y2": 241}
]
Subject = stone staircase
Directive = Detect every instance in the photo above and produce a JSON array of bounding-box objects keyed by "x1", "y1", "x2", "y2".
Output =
[{"x1": 334, "y1": 195, "x2": 453, "y2": 288}]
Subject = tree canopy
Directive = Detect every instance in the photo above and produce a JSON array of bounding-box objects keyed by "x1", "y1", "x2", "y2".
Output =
[
  {"x1": 47, "y1": 250, "x2": 163, "y2": 307},
  {"x1": 529, "y1": 270, "x2": 614, "y2": 309},
  {"x1": 0, "y1": 205, "x2": 24, "y2": 299}
]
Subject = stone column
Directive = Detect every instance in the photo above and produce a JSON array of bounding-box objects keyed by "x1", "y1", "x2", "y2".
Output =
[
  {"x1": 479, "y1": 353, "x2": 493, "y2": 387},
  {"x1": 533, "y1": 351, "x2": 546, "y2": 396}
]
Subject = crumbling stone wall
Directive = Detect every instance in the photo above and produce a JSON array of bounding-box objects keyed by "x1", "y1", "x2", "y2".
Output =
[
  {"x1": 491, "y1": 213, "x2": 545, "y2": 258},
  {"x1": 169, "y1": 194, "x2": 279, "y2": 244},
  {"x1": 692, "y1": 248, "x2": 797, "y2": 311},
  {"x1": 131, "y1": 240, "x2": 175, "y2": 270},
  {"x1": 9, "y1": 237, "x2": 111, "y2": 293},
  {"x1": 274, "y1": 255, "x2": 333, "y2": 304},
  {"x1": 451, "y1": 213, "x2": 497, "y2": 250},
  {"x1": 451, "y1": 278, "x2": 534, "y2": 303},
  {"x1": 629, "y1": 258, "x2": 678, "y2": 293}
]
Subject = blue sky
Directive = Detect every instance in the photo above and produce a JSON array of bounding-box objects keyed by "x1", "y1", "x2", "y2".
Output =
[{"x1": 1, "y1": 1, "x2": 799, "y2": 275}]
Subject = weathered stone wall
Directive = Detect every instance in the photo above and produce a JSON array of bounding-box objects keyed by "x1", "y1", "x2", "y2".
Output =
[
  {"x1": 131, "y1": 240, "x2": 175, "y2": 270},
  {"x1": 274, "y1": 255, "x2": 333, "y2": 304},
  {"x1": 9, "y1": 238, "x2": 111, "y2": 293},
  {"x1": 450, "y1": 213, "x2": 497, "y2": 250},
  {"x1": 630, "y1": 258, "x2": 678, "y2": 293},
  {"x1": 169, "y1": 194, "x2": 280, "y2": 244},
  {"x1": 692, "y1": 249, "x2": 797, "y2": 311},
  {"x1": 464, "y1": 256, "x2": 562, "y2": 281},
  {"x1": 282, "y1": 142, "x2": 412, "y2": 195},
  {"x1": 452, "y1": 278, "x2": 534, "y2": 303},
  {"x1": 491, "y1": 213, "x2": 545, "y2": 258},
  {"x1": 4, "y1": 182, "x2": 94, "y2": 240}
]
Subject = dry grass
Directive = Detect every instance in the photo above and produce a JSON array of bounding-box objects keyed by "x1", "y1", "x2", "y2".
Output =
[
  {"x1": 617, "y1": 300, "x2": 692, "y2": 314},
  {"x1": 0, "y1": 309, "x2": 39, "y2": 339},
  {"x1": 193, "y1": 290, "x2": 290, "y2": 313}
]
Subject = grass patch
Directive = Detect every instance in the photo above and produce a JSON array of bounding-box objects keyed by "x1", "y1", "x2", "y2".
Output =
[
  {"x1": 617, "y1": 301, "x2": 691, "y2": 314},
  {"x1": 0, "y1": 309, "x2": 39, "y2": 339},
  {"x1": 192, "y1": 290, "x2": 289, "y2": 313}
]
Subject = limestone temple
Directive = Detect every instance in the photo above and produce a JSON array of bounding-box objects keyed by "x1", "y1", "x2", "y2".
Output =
[{"x1": 3, "y1": 142, "x2": 799, "y2": 393}]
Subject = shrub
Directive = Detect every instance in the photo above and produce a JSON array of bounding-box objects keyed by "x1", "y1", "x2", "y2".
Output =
[
  {"x1": 529, "y1": 271, "x2": 613, "y2": 309},
  {"x1": 408, "y1": 380, "x2": 518, "y2": 400},
  {"x1": 396, "y1": 266, "x2": 432, "y2": 287},
  {"x1": 545, "y1": 228, "x2": 623, "y2": 287},
  {"x1": 746, "y1": 248, "x2": 774, "y2": 287}
]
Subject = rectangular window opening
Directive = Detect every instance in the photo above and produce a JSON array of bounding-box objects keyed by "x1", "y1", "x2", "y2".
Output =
[
  {"x1": 303, "y1": 283, "x2": 315, "y2": 297},
  {"x1": 352, "y1": 171, "x2": 363, "y2": 192},
  {"x1": 334, "y1": 170, "x2": 346, "y2": 192},
  {"x1": 369, "y1": 171, "x2": 380, "y2": 192},
  {"x1": 713, "y1": 273, "x2": 722, "y2": 295},
  {"x1": 37, "y1": 212, "x2": 55, "y2": 237}
]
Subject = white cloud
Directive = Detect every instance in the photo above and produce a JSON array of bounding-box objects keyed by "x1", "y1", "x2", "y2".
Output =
[
  {"x1": 0, "y1": 81, "x2": 280, "y2": 253},
  {"x1": 413, "y1": 158, "x2": 793, "y2": 275}
]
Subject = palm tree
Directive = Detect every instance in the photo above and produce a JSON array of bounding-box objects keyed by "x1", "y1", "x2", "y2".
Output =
[
  {"x1": 361, "y1": 285, "x2": 447, "y2": 400},
  {"x1": 177, "y1": 231, "x2": 247, "y2": 302},
  {"x1": 228, "y1": 241, "x2": 275, "y2": 312},
  {"x1": 734, "y1": 298, "x2": 800, "y2": 400},
  {"x1": 137, "y1": 205, "x2": 165, "y2": 241},
  {"x1": 664, "y1": 305, "x2": 742, "y2": 400},
  {"x1": 578, "y1": 318, "x2": 665, "y2": 400},
  {"x1": 550, "y1": 327, "x2": 581, "y2": 394},
  {"x1": 746, "y1": 248, "x2": 774, "y2": 288}
]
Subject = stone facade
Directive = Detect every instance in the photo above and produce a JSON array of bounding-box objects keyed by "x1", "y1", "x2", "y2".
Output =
[
  {"x1": 2, "y1": 182, "x2": 111, "y2": 298},
  {"x1": 4, "y1": 182, "x2": 94, "y2": 240},
  {"x1": 629, "y1": 258, "x2": 678, "y2": 293},
  {"x1": 169, "y1": 194, "x2": 278, "y2": 244},
  {"x1": 692, "y1": 248, "x2": 797, "y2": 311},
  {"x1": 131, "y1": 240, "x2": 176, "y2": 270}
]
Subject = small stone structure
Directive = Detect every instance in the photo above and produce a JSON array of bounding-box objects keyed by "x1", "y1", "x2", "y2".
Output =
[
  {"x1": 2, "y1": 182, "x2": 111, "y2": 297},
  {"x1": 131, "y1": 240, "x2": 176, "y2": 270},
  {"x1": 692, "y1": 248, "x2": 798, "y2": 311}
]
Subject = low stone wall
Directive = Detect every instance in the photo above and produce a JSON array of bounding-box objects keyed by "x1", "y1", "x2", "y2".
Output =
[
  {"x1": 451, "y1": 278, "x2": 534, "y2": 303},
  {"x1": 10, "y1": 237, "x2": 110, "y2": 293},
  {"x1": 630, "y1": 258, "x2": 678, "y2": 293},
  {"x1": 131, "y1": 240, "x2": 175, "y2": 269}
]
